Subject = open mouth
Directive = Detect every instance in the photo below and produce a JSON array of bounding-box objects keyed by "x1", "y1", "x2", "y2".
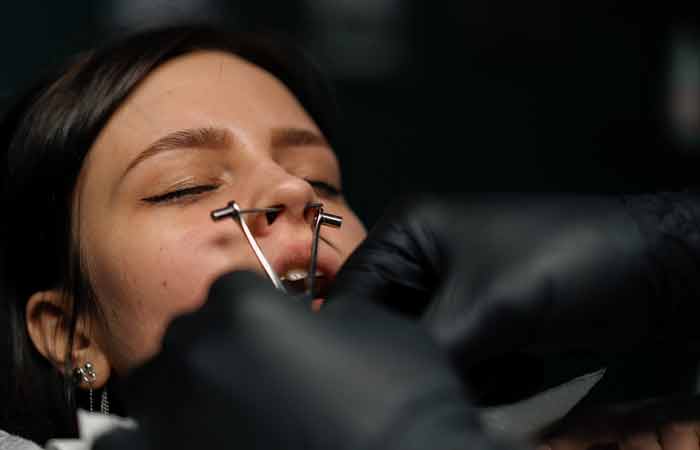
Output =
[{"x1": 279, "y1": 268, "x2": 329, "y2": 299}]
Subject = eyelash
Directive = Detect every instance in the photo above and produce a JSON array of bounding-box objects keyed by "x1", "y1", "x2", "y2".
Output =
[
  {"x1": 306, "y1": 179, "x2": 342, "y2": 198},
  {"x1": 141, "y1": 179, "x2": 341, "y2": 205},
  {"x1": 142, "y1": 185, "x2": 219, "y2": 204}
]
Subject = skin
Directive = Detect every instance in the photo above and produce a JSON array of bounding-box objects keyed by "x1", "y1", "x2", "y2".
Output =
[
  {"x1": 541, "y1": 422, "x2": 700, "y2": 450},
  {"x1": 27, "y1": 50, "x2": 366, "y2": 380}
]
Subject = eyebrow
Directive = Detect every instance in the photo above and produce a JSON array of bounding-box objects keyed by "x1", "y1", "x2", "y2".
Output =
[
  {"x1": 123, "y1": 127, "x2": 231, "y2": 176},
  {"x1": 270, "y1": 128, "x2": 329, "y2": 150},
  {"x1": 123, "y1": 126, "x2": 329, "y2": 177}
]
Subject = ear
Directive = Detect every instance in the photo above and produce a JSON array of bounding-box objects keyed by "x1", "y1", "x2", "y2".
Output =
[{"x1": 26, "y1": 290, "x2": 111, "y2": 389}]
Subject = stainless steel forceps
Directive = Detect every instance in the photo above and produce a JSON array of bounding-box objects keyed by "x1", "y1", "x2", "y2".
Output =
[{"x1": 210, "y1": 201, "x2": 342, "y2": 300}]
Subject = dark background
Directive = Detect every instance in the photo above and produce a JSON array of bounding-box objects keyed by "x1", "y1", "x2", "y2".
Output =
[{"x1": 1, "y1": 1, "x2": 699, "y2": 226}]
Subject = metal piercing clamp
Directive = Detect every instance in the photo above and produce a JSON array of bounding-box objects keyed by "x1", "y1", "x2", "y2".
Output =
[
  {"x1": 305, "y1": 202, "x2": 342, "y2": 298},
  {"x1": 211, "y1": 202, "x2": 286, "y2": 292},
  {"x1": 211, "y1": 201, "x2": 342, "y2": 300}
]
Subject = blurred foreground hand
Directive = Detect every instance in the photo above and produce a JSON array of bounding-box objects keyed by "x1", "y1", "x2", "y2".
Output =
[
  {"x1": 93, "y1": 271, "x2": 521, "y2": 450},
  {"x1": 332, "y1": 193, "x2": 700, "y2": 373}
]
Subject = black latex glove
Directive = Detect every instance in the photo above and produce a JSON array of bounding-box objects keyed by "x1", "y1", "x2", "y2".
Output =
[
  {"x1": 94, "y1": 272, "x2": 516, "y2": 450},
  {"x1": 331, "y1": 192, "x2": 700, "y2": 375}
]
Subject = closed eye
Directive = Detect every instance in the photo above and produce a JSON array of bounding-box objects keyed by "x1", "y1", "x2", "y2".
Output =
[
  {"x1": 142, "y1": 185, "x2": 219, "y2": 204},
  {"x1": 306, "y1": 179, "x2": 342, "y2": 198}
]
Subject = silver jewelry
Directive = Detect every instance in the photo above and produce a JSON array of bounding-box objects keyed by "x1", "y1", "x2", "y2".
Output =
[
  {"x1": 100, "y1": 387, "x2": 110, "y2": 415},
  {"x1": 73, "y1": 362, "x2": 97, "y2": 412},
  {"x1": 74, "y1": 362, "x2": 97, "y2": 384}
]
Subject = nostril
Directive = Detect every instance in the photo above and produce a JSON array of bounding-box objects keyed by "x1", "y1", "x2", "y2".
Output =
[
  {"x1": 304, "y1": 202, "x2": 323, "y2": 224},
  {"x1": 265, "y1": 205, "x2": 284, "y2": 225}
]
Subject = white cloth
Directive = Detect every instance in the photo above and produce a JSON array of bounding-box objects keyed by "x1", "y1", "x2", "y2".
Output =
[
  {"x1": 0, "y1": 430, "x2": 42, "y2": 450},
  {"x1": 44, "y1": 411, "x2": 136, "y2": 450}
]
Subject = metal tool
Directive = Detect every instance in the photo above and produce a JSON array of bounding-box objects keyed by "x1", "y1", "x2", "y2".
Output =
[
  {"x1": 211, "y1": 201, "x2": 342, "y2": 301},
  {"x1": 211, "y1": 202, "x2": 286, "y2": 292},
  {"x1": 305, "y1": 202, "x2": 342, "y2": 298}
]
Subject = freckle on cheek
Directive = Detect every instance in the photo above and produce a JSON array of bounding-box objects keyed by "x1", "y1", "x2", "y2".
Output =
[{"x1": 162, "y1": 280, "x2": 168, "y2": 288}]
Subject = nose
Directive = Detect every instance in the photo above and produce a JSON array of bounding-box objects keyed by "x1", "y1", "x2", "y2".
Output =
[{"x1": 247, "y1": 167, "x2": 318, "y2": 235}]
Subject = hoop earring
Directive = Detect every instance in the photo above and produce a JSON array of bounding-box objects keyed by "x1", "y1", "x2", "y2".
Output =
[{"x1": 73, "y1": 362, "x2": 97, "y2": 412}]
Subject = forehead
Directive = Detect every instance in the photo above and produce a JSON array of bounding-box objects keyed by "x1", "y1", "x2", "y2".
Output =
[
  {"x1": 87, "y1": 50, "x2": 320, "y2": 167},
  {"x1": 157, "y1": 50, "x2": 308, "y2": 111}
]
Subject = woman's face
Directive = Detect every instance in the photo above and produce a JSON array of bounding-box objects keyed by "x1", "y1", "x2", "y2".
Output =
[{"x1": 77, "y1": 51, "x2": 366, "y2": 372}]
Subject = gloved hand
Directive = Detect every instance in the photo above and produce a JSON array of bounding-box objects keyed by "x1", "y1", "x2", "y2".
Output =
[
  {"x1": 93, "y1": 272, "x2": 516, "y2": 450},
  {"x1": 330, "y1": 192, "x2": 700, "y2": 374}
]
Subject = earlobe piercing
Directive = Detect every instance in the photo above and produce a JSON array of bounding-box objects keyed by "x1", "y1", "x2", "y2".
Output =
[
  {"x1": 74, "y1": 362, "x2": 97, "y2": 412},
  {"x1": 74, "y1": 362, "x2": 97, "y2": 385},
  {"x1": 73, "y1": 362, "x2": 110, "y2": 414}
]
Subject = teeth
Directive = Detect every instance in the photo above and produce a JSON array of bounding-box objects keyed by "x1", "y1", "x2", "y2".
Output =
[
  {"x1": 280, "y1": 269, "x2": 324, "y2": 281},
  {"x1": 281, "y1": 269, "x2": 307, "y2": 282}
]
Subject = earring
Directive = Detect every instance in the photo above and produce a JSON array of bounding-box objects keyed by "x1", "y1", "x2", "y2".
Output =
[
  {"x1": 73, "y1": 362, "x2": 97, "y2": 412},
  {"x1": 100, "y1": 387, "x2": 110, "y2": 415}
]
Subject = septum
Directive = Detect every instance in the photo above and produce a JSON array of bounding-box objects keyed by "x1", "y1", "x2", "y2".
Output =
[{"x1": 210, "y1": 201, "x2": 342, "y2": 302}]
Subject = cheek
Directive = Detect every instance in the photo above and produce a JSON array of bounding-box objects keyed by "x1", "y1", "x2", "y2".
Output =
[{"x1": 87, "y1": 218, "x2": 248, "y2": 370}]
